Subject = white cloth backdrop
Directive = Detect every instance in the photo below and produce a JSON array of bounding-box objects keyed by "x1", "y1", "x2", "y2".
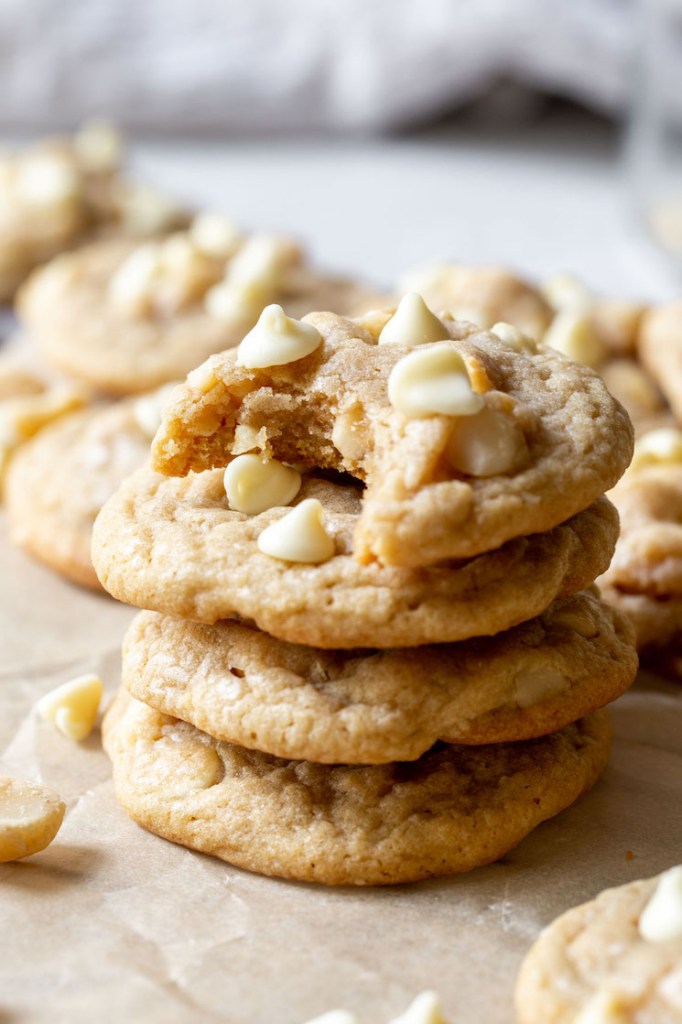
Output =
[{"x1": 0, "y1": 0, "x2": 639, "y2": 133}]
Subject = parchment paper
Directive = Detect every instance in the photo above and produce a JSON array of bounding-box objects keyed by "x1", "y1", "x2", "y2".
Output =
[{"x1": 1, "y1": 516, "x2": 681, "y2": 1024}]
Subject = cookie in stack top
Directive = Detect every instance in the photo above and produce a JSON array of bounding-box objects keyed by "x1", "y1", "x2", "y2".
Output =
[{"x1": 92, "y1": 294, "x2": 638, "y2": 886}]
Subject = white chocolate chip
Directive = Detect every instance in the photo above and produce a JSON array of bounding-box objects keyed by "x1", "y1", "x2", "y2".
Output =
[
  {"x1": 232, "y1": 423, "x2": 269, "y2": 455},
  {"x1": 331, "y1": 402, "x2": 371, "y2": 462},
  {"x1": 490, "y1": 321, "x2": 537, "y2": 353},
  {"x1": 639, "y1": 866, "x2": 682, "y2": 942},
  {"x1": 237, "y1": 304, "x2": 322, "y2": 369},
  {"x1": 118, "y1": 183, "x2": 184, "y2": 236},
  {"x1": 514, "y1": 665, "x2": 569, "y2": 709},
  {"x1": 37, "y1": 673, "x2": 104, "y2": 742},
  {"x1": 0, "y1": 776, "x2": 65, "y2": 863},
  {"x1": 17, "y1": 154, "x2": 81, "y2": 210},
  {"x1": 387, "y1": 991, "x2": 449, "y2": 1024},
  {"x1": 158, "y1": 233, "x2": 200, "y2": 274},
  {"x1": 659, "y1": 968, "x2": 682, "y2": 1010},
  {"x1": 445, "y1": 404, "x2": 528, "y2": 477},
  {"x1": 74, "y1": 121, "x2": 123, "y2": 173},
  {"x1": 204, "y1": 281, "x2": 252, "y2": 322},
  {"x1": 108, "y1": 242, "x2": 162, "y2": 316},
  {"x1": 543, "y1": 310, "x2": 606, "y2": 368},
  {"x1": 224, "y1": 454, "x2": 301, "y2": 515},
  {"x1": 631, "y1": 428, "x2": 682, "y2": 471},
  {"x1": 541, "y1": 272, "x2": 594, "y2": 313},
  {"x1": 228, "y1": 234, "x2": 294, "y2": 291},
  {"x1": 573, "y1": 991, "x2": 630, "y2": 1024},
  {"x1": 379, "y1": 293, "x2": 449, "y2": 346},
  {"x1": 301, "y1": 1013, "x2": 358, "y2": 1024},
  {"x1": 205, "y1": 235, "x2": 297, "y2": 322},
  {"x1": 132, "y1": 383, "x2": 178, "y2": 440},
  {"x1": 257, "y1": 498, "x2": 334, "y2": 564},
  {"x1": 190, "y1": 212, "x2": 242, "y2": 259},
  {"x1": 388, "y1": 343, "x2": 484, "y2": 419}
]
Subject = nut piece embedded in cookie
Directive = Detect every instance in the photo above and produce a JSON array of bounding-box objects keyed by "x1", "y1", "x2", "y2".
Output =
[
  {"x1": 639, "y1": 866, "x2": 682, "y2": 943},
  {"x1": 257, "y1": 497, "x2": 334, "y2": 563},
  {"x1": 378, "y1": 293, "x2": 449, "y2": 346},
  {"x1": 237, "y1": 304, "x2": 322, "y2": 369},
  {"x1": 0, "y1": 776, "x2": 65, "y2": 862},
  {"x1": 224, "y1": 454, "x2": 301, "y2": 514},
  {"x1": 445, "y1": 402, "x2": 529, "y2": 477},
  {"x1": 388, "y1": 343, "x2": 484, "y2": 418},
  {"x1": 37, "y1": 673, "x2": 104, "y2": 741}
]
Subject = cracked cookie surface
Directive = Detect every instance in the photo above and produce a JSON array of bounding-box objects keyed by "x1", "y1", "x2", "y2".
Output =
[
  {"x1": 19, "y1": 238, "x2": 384, "y2": 394},
  {"x1": 103, "y1": 690, "x2": 611, "y2": 886},
  {"x1": 122, "y1": 590, "x2": 635, "y2": 763},
  {"x1": 152, "y1": 311, "x2": 633, "y2": 567},
  {"x1": 92, "y1": 468, "x2": 618, "y2": 647}
]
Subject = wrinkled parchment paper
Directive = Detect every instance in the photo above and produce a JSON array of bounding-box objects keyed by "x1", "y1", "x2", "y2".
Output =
[{"x1": 2, "y1": 518, "x2": 682, "y2": 1024}]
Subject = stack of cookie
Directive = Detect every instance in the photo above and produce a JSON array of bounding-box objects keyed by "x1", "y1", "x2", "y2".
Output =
[{"x1": 93, "y1": 295, "x2": 638, "y2": 885}]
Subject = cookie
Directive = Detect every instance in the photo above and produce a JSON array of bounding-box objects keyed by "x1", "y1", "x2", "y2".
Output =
[
  {"x1": 598, "y1": 589, "x2": 682, "y2": 657},
  {"x1": 151, "y1": 309, "x2": 632, "y2": 567},
  {"x1": 515, "y1": 868, "x2": 682, "y2": 1023},
  {"x1": 0, "y1": 124, "x2": 186, "y2": 302},
  {"x1": 3, "y1": 393, "x2": 166, "y2": 588},
  {"x1": 92, "y1": 467, "x2": 618, "y2": 647},
  {"x1": 19, "y1": 231, "x2": 385, "y2": 395},
  {"x1": 598, "y1": 431, "x2": 682, "y2": 655},
  {"x1": 598, "y1": 358, "x2": 669, "y2": 439},
  {"x1": 121, "y1": 589, "x2": 635, "y2": 763},
  {"x1": 538, "y1": 275, "x2": 661, "y2": 437},
  {"x1": 103, "y1": 689, "x2": 611, "y2": 886},
  {"x1": 399, "y1": 264, "x2": 554, "y2": 339},
  {"x1": 0, "y1": 378, "x2": 87, "y2": 487},
  {"x1": 638, "y1": 301, "x2": 682, "y2": 423},
  {"x1": 601, "y1": 464, "x2": 682, "y2": 598}
]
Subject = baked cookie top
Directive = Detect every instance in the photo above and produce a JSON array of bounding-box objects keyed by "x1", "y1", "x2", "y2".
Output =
[
  {"x1": 151, "y1": 306, "x2": 633, "y2": 566},
  {"x1": 122, "y1": 589, "x2": 636, "y2": 763},
  {"x1": 4, "y1": 388, "x2": 172, "y2": 588},
  {"x1": 516, "y1": 867, "x2": 682, "y2": 1023},
  {"x1": 399, "y1": 263, "x2": 554, "y2": 339},
  {"x1": 0, "y1": 124, "x2": 186, "y2": 302},
  {"x1": 92, "y1": 465, "x2": 618, "y2": 647},
  {"x1": 103, "y1": 689, "x2": 611, "y2": 886},
  {"x1": 19, "y1": 228, "x2": 385, "y2": 395}
]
